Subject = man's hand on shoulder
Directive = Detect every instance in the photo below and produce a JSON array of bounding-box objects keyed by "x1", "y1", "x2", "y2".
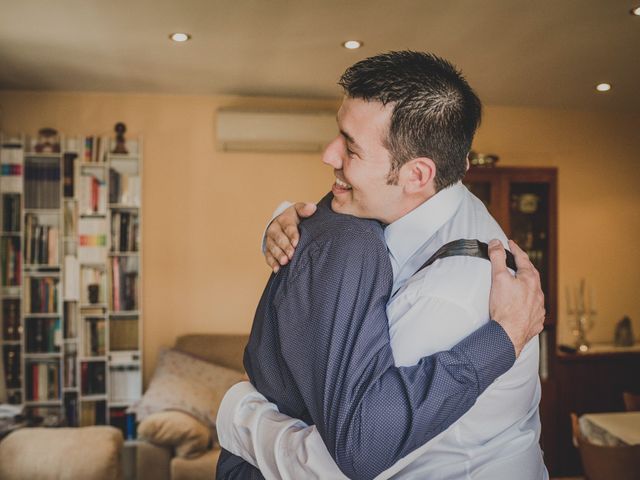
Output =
[
  {"x1": 265, "y1": 202, "x2": 316, "y2": 272},
  {"x1": 488, "y1": 239, "x2": 545, "y2": 358}
]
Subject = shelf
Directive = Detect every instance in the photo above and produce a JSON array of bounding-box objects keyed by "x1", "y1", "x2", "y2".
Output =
[
  {"x1": 24, "y1": 271, "x2": 60, "y2": 278},
  {"x1": 107, "y1": 154, "x2": 139, "y2": 161},
  {"x1": 79, "y1": 356, "x2": 108, "y2": 362},
  {"x1": 80, "y1": 395, "x2": 107, "y2": 401},
  {"x1": 24, "y1": 313, "x2": 60, "y2": 318},
  {"x1": 80, "y1": 304, "x2": 108, "y2": 310},
  {"x1": 110, "y1": 311, "x2": 139, "y2": 317},
  {"x1": 24, "y1": 208, "x2": 61, "y2": 214},
  {"x1": 109, "y1": 204, "x2": 139, "y2": 210},
  {"x1": 63, "y1": 338, "x2": 79, "y2": 343},
  {"x1": 25, "y1": 400, "x2": 62, "y2": 406},
  {"x1": 24, "y1": 352, "x2": 62, "y2": 359},
  {"x1": 1, "y1": 340, "x2": 21, "y2": 345},
  {"x1": 109, "y1": 252, "x2": 139, "y2": 257},
  {"x1": 79, "y1": 213, "x2": 107, "y2": 218},
  {"x1": 109, "y1": 401, "x2": 136, "y2": 408},
  {"x1": 0, "y1": 232, "x2": 21, "y2": 236},
  {"x1": 78, "y1": 162, "x2": 107, "y2": 168},
  {"x1": 63, "y1": 387, "x2": 79, "y2": 392},
  {"x1": 24, "y1": 152, "x2": 62, "y2": 158}
]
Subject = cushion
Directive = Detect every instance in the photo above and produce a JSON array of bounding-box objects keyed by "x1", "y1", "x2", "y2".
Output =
[
  {"x1": 138, "y1": 410, "x2": 211, "y2": 458},
  {"x1": 171, "y1": 448, "x2": 221, "y2": 480},
  {"x1": 0, "y1": 426, "x2": 123, "y2": 480},
  {"x1": 129, "y1": 347, "x2": 244, "y2": 430}
]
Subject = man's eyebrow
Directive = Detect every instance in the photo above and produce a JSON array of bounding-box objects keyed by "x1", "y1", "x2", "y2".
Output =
[{"x1": 339, "y1": 129, "x2": 362, "y2": 152}]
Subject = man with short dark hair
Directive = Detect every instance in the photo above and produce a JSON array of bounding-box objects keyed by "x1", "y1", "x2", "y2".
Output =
[{"x1": 216, "y1": 51, "x2": 547, "y2": 479}]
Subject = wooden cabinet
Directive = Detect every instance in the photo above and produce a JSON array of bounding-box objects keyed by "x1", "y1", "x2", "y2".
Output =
[{"x1": 464, "y1": 166, "x2": 561, "y2": 472}]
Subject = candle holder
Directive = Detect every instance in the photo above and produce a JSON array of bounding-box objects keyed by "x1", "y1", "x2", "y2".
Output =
[{"x1": 566, "y1": 279, "x2": 596, "y2": 352}]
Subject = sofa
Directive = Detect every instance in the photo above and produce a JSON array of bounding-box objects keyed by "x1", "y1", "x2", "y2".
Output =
[{"x1": 134, "y1": 334, "x2": 248, "y2": 480}]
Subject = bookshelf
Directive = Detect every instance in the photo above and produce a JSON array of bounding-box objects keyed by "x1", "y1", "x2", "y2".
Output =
[{"x1": 0, "y1": 132, "x2": 143, "y2": 433}]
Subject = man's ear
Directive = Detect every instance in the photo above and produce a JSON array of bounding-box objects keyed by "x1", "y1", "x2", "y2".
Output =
[{"x1": 401, "y1": 158, "x2": 436, "y2": 194}]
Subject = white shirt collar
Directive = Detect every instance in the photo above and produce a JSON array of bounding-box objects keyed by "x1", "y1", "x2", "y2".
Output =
[{"x1": 384, "y1": 181, "x2": 466, "y2": 271}]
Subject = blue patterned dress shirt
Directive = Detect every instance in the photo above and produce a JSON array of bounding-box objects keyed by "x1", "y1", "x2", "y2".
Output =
[{"x1": 216, "y1": 194, "x2": 515, "y2": 479}]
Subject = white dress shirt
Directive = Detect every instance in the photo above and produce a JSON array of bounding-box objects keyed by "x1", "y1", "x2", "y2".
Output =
[{"x1": 218, "y1": 182, "x2": 547, "y2": 479}]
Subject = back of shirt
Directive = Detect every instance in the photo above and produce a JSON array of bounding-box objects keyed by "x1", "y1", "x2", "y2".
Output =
[{"x1": 384, "y1": 187, "x2": 544, "y2": 479}]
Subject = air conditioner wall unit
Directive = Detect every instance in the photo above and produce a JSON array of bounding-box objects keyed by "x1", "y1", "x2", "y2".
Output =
[{"x1": 216, "y1": 109, "x2": 337, "y2": 153}]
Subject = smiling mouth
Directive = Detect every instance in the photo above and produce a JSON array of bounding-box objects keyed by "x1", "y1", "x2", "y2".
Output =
[{"x1": 334, "y1": 177, "x2": 352, "y2": 190}]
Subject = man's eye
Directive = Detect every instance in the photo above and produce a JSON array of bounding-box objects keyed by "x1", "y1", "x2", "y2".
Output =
[{"x1": 346, "y1": 148, "x2": 356, "y2": 157}]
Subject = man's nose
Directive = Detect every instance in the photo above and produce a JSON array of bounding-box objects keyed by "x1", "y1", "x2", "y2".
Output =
[{"x1": 322, "y1": 136, "x2": 344, "y2": 169}]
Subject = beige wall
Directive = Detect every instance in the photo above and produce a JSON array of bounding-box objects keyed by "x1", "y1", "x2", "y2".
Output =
[{"x1": 1, "y1": 91, "x2": 639, "y2": 383}]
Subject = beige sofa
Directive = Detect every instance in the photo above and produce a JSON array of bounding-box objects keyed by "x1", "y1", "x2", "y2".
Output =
[{"x1": 136, "y1": 333, "x2": 248, "y2": 480}]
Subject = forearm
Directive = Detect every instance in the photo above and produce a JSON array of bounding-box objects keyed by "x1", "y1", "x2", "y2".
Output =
[
  {"x1": 326, "y1": 320, "x2": 514, "y2": 478},
  {"x1": 217, "y1": 382, "x2": 347, "y2": 480}
]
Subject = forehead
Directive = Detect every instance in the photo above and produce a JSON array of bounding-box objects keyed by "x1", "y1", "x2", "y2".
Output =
[{"x1": 337, "y1": 97, "x2": 392, "y2": 146}]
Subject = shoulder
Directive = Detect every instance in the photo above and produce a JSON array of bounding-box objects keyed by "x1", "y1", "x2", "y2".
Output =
[{"x1": 299, "y1": 206, "x2": 388, "y2": 260}]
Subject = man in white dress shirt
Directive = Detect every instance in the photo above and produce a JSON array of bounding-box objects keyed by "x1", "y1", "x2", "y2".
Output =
[{"x1": 217, "y1": 51, "x2": 548, "y2": 479}]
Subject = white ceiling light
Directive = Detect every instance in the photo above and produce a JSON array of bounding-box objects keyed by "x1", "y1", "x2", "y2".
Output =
[
  {"x1": 596, "y1": 83, "x2": 611, "y2": 92},
  {"x1": 630, "y1": 6, "x2": 640, "y2": 16},
  {"x1": 342, "y1": 40, "x2": 362, "y2": 50},
  {"x1": 170, "y1": 33, "x2": 191, "y2": 42}
]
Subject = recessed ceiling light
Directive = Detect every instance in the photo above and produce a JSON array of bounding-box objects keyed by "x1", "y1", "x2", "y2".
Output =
[
  {"x1": 630, "y1": 6, "x2": 640, "y2": 16},
  {"x1": 596, "y1": 83, "x2": 611, "y2": 92},
  {"x1": 170, "y1": 33, "x2": 191, "y2": 42},
  {"x1": 342, "y1": 40, "x2": 363, "y2": 50}
]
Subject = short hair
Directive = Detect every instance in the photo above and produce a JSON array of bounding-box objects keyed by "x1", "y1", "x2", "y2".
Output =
[{"x1": 338, "y1": 51, "x2": 482, "y2": 190}]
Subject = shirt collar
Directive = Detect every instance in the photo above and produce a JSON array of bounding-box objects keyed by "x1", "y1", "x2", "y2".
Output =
[{"x1": 384, "y1": 181, "x2": 466, "y2": 270}]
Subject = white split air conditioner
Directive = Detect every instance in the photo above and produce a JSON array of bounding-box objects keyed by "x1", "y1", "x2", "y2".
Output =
[{"x1": 216, "y1": 109, "x2": 337, "y2": 153}]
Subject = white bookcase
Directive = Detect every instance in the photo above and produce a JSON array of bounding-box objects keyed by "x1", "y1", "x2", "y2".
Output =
[{"x1": 0, "y1": 131, "x2": 143, "y2": 434}]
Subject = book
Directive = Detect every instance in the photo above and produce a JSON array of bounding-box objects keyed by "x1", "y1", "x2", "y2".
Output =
[
  {"x1": 2, "y1": 299, "x2": 21, "y2": 341},
  {"x1": 78, "y1": 218, "x2": 107, "y2": 264}
]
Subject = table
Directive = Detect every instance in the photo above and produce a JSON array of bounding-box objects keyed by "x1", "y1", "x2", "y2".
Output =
[{"x1": 580, "y1": 411, "x2": 640, "y2": 446}]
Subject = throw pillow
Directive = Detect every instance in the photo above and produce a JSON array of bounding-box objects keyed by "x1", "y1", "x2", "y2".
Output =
[
  {"x1": 138, "y1": 410, "x2": 211, "y2": 458},
  {"x1": 129, "y1": 347, "x2": 244, "y2": 430}
]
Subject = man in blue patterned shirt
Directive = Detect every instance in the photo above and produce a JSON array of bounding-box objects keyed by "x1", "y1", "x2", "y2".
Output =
[{"x1": 216, "y1": 52, "x2": 545, "y2": 479}]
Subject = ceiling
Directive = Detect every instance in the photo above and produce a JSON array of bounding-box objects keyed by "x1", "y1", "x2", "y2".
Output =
[{"x1": 0, "y1": 0, "x2": 639, "y2": 111}]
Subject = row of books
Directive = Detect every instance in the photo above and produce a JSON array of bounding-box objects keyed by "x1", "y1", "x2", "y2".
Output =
[
  {"x1": 25, "y1": 277, "x2": 59, "y2": 313},
  {"x1": 82, "y1": 136, "x2": 108, "y2": 164},
  {"x1": 2, "y1": 299, "x2": 20, "y2": 341},
  {"x1": 80, "y1": 360, "x2": 106, "y2": 395},
  {"x1": 24, "y1": 214, "x2": 59, "y2": 265},
  {"x1": 24, "y1": 158, "x2": 61, "y2": 210},
  {"x1": 26, "y1": 361, "x2": 60, "y2": 401},
  {"x1": 84, "y1": 317, "x2": 106, "y2": 356},
  {"x1": 0, "y1": 237, "x2": 21, "y2": 286},
  {"x1": 64, "y1": 351, "x2": 77, "y2": 388},
  {"x1": 79, "y1": 400, "x2": 106, "y2": 426},
  {"x1": 111, "y1": 211, "x2": 139, "y2": 252},
  {"x1": 109, "y1": 169, "x2": 140, "y2": 207},
  {"x1": 2, "y1": 345, "x2": 21, "y2": 388},
  {"x1": 2, "y1": 193, "x2": 21, "y2": 232},
  {"x1": 109, "y1": 364, "x2": 141, "y2": 403},
  {"x1": 64, "y1": 392, "x2": 79, "y2": 427},
  {"x1": 78, "y1": 218, "x2": 107, "y2": 264},
  {"x1": 25, "y1": 317, "x2": 62, "y2": 353},
  {"x1": 111, "y1": 258, "x2": 138, "y2": 311},
  {"x1": 0, "y1": 144, "x2": 23, "y2": 193},
  {"x1": 78, "y1": 171, "x2": 107, "y2": 215},
  {"x1": 63, "y1": 301, "x2": 78, "y2": 338},
  {"x1": 109, "y1": 317, "x2": 138, "y2": 351}
]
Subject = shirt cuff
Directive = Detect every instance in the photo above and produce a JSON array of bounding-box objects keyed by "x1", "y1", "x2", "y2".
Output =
[
  {"x1": 454, "y1": 320, "x2": 516, "y2": 392},
  {"x1": 260, "y1": 201, "x2": 294, "y2": 252},
  {"x1": 216, "y1": 381, "x2": 263, "y2": 452}
]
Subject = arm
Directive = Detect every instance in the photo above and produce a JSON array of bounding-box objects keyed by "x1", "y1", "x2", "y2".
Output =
[
  {"x1": 217, "y1": 382, "x2": 347, "y2": 480},
  {"x1": 217, "y1": 296, "x2": 493, "y2": 480},
  {"x1": 272, "y1": 233, "x2": 514, "y2": 479}
]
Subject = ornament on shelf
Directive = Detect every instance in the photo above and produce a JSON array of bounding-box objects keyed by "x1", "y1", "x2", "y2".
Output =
[
  {"x1": 468, "y1": 150, "x2": 499, "y2": 168},
  {"x1": 35, "y1": 127, "x2": 61, "y2": 153},
  {"x1": 614, "y1": 316, "x2": 634, "y2": 347},
  {"x1": 112, "y1": 122, "x2": 128, "y2": 154},
  {"x1": 566, "y1": 279, "x2": 596, "y2": 352}
]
